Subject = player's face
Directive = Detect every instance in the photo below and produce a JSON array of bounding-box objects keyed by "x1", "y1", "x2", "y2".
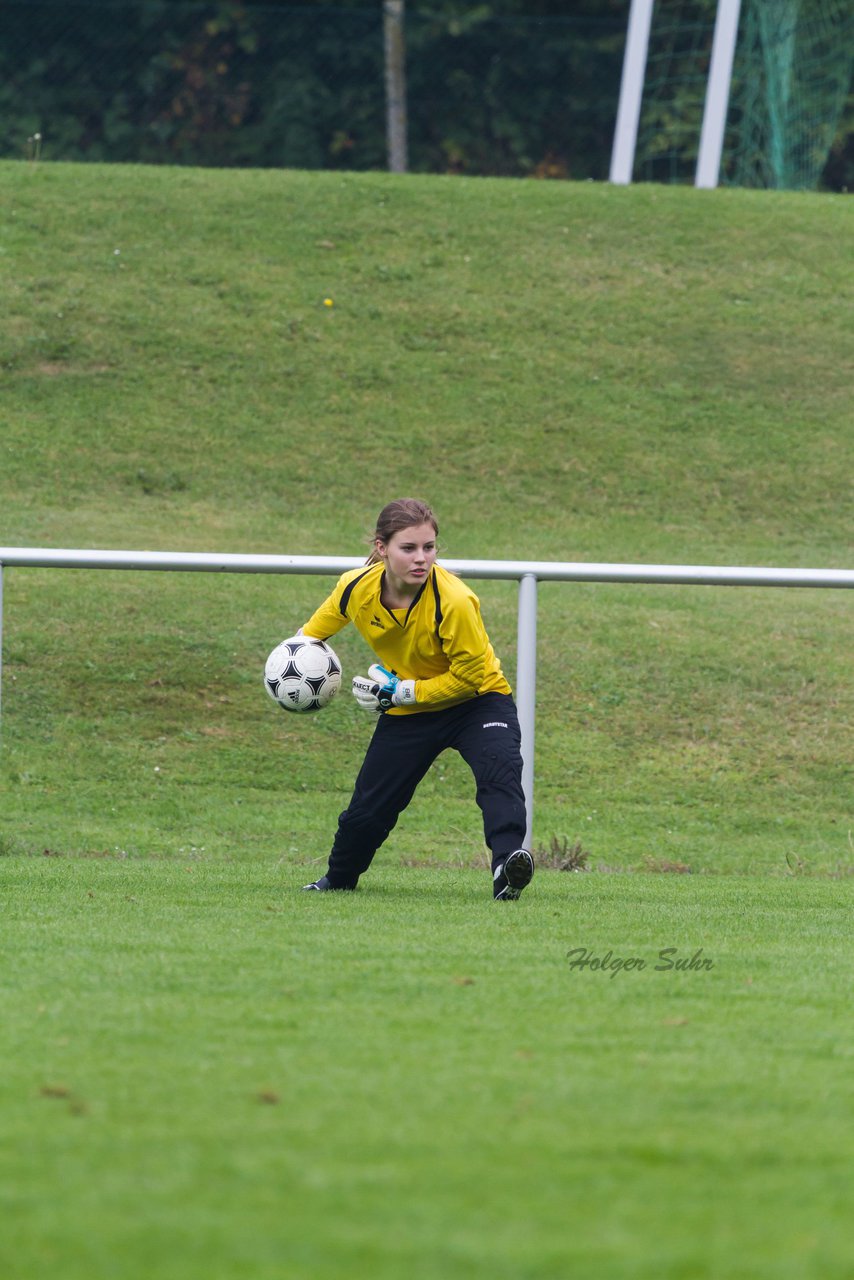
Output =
[{"x1": 377, "y1": 522, "x2": 437, "y2": 593}]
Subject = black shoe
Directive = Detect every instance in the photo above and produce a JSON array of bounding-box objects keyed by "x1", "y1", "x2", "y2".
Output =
[
  {"x1": 493, "y1": 849, "x2": 534, "y2": 900},
  {"x1": 302, "y1": 875, "x2": 356, "y2": 892}
]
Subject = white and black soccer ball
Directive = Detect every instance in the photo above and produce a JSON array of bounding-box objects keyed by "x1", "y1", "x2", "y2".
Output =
[{"x1": 264, "y1": 637, "x2": 342, "y2": 713}]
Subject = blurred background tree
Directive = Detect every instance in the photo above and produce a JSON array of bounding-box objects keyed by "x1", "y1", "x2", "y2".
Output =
[{"x1": 1, "y1": 0, "x2": 850, "y2": 189}]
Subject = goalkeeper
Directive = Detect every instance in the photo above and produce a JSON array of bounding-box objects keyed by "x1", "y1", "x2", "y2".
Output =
[{"x1": 299, "y1": 497, "x2": 534, "y2": 901}]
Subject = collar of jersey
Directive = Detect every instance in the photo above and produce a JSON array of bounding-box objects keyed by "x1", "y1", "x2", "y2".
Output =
[{"x1": 380, "y1": 570, "x2": 429, "y2": 627}]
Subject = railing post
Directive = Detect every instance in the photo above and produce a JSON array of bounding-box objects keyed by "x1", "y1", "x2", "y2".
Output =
[{"x1": 516, "y1": 573, "x2": 538, "y2": 849}]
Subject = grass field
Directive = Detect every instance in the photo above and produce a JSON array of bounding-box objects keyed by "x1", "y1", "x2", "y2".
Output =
[
  {"x1": 3, "y1": 859, "x2": 853, "y2": 1280},
  {"x1": 1, "y1": 160, "x2": 852, "y2": 1277}
]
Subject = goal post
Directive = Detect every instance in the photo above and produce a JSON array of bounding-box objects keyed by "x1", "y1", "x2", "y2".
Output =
[
  {"x1": 611, "y1": 0, "x2": 742, "y2": 189},
  {"x1": 696, "y1": 0, "x2": 743, "y2": 188},
  {"x1": 609, "y1": 0, "x2": 656, "y2": 184}
]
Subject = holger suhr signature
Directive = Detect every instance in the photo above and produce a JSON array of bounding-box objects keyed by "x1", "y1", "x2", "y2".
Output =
[{"x1": 566, "y1": 946, "x2": 714, "y2": 978}]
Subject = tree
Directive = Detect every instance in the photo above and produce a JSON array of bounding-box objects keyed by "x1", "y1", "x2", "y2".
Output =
[{"x1": 384, "y1": 0, "x2": 408, "y2": 172}]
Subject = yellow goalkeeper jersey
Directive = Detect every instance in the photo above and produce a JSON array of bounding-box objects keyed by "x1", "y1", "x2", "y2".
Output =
[{"x1": 303, "y1": 562, "x2": 511, "y2": 715}]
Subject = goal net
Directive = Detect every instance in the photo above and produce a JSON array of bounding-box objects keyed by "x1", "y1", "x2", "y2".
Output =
[{"x1": 633, "y1": 0, "x2": 853, "y2": 188}]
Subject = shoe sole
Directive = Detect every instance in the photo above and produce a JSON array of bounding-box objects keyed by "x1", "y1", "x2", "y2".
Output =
[
  {"x1": 494, "y1": 849, "x2": 534, "y2": 900},
  {"x1": 302, "y1": 881, "x2": 357, "y2": 892}
]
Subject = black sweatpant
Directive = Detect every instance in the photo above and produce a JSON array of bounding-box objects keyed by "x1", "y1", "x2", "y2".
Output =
[{"x1": 326, "y1": 692, "x2": 527, "y2": 887}]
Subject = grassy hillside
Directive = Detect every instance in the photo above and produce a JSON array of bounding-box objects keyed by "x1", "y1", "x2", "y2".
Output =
[
  {"x1": 2, "y1": 162, "x2": 851, "y2": 560},
  {"x1": 1, "y1": 160, "x2": 851, "y2": 872}
]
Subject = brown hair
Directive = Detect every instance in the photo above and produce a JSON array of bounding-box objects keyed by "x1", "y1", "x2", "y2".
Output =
[{"x1": 365, "y1": 498, "x2": 438, "y2": 565}]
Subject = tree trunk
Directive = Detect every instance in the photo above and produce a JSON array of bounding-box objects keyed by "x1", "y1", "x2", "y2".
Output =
[{"x1": 384, "y1": 0, "x2": 408, "y2": 173}]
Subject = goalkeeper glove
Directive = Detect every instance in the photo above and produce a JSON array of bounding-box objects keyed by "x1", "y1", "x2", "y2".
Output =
[{"x1": 351, "y1": 663, "x2": 417, "y2": 713}]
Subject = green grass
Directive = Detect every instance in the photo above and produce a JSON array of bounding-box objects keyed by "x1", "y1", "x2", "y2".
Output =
[
  {"x1": 2, "y1": 858, "x2": 853, "y2": 1280},
  {"x1": 2, "y1": 163, "x2": 851, "y2": 562},
  {"x1": 1, "y1": 161, "x2": 851, "y2": 873},
  {"x1": 0, "y1": 161, "x2": 852, "y2": 1276}
]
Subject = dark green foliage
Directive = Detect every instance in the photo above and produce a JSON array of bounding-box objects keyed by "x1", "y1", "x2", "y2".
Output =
[
  {"x1": 0, "y1": 1, "x2": 688, "y2": 180},
  {"x1": 2, "y1": 0, "x2": 850, "y2": 186}
]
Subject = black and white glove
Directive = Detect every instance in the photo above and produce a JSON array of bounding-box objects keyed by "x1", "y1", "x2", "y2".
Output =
[{"x1": 352, "y1": 664, "x2": 417, "y2": 713}]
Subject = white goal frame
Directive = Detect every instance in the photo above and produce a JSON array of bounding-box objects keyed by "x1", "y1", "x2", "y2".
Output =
[
  {"x1": 611, "y1": 0, "x2": 743, "y2": 189},
  {"x1": 1, "y1": 547, "x2": 852, "y2": 848}
]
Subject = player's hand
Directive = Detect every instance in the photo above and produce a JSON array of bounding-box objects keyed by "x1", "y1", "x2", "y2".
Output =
[
  {"x1": 351, "y1": 664, "x2": 416, "y2": 713},
  {"x1": 369, "y1": 664, "x2": 416, "y2": 709}
]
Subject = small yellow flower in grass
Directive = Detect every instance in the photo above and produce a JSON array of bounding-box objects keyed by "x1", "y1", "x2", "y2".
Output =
[{"x1": 323, "y1": 297, "x2": 334, "y2": 307}]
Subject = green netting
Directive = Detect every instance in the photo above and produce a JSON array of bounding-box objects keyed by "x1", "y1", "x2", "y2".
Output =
[
  {"x1": 635, "y1": 0, "x2": 854, "y2": 190},
  {"x1": 728, "y1": 0, "x2": 853, "y2": 189},
  {"x1": 634, "y1": 1, "x2": 714, "y2": 183}
]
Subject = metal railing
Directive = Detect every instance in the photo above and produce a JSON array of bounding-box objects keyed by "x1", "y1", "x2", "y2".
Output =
[{"x1": 1, "y1": 547, "x2": 852, "y2": 846}]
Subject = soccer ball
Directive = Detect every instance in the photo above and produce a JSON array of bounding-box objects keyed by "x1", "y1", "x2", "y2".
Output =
[{"x1": 264, "y1": 637, "x2": 342, "y2": 713}]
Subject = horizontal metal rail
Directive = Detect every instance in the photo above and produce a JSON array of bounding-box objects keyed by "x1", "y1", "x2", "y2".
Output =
[
  {"x1": 1, "y1": 547, "x2": 853, "y2": 588},
  {"x1": 1, "y1": 548, "x2": 852, "y2": 848}
]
